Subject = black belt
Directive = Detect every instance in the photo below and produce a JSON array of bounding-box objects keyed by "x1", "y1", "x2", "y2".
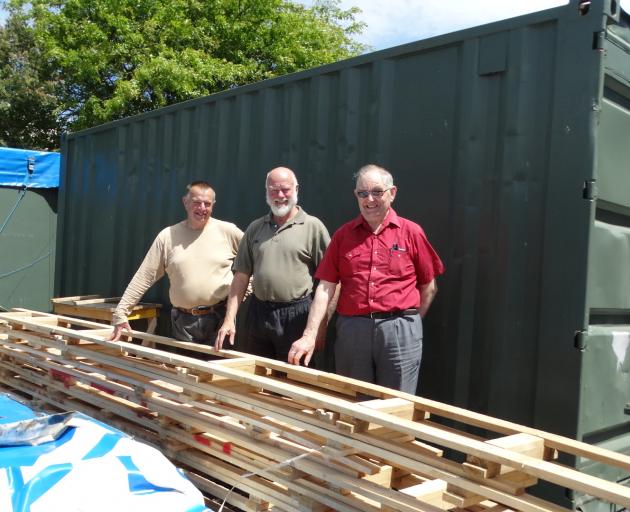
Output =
[
  {"x1": 176, "y1": 301, "x2": 226, "y2": 316},
  {"x1": 358, "y1": 308, "x2": 419, "y2": 319}
]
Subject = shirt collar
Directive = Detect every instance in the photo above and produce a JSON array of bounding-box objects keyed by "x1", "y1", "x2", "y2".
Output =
[{"x1": 351, "y1": 208, "x2": 401, "y2": 230}]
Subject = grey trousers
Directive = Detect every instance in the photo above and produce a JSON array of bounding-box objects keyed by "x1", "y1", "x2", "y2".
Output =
[{"x1": 335, "y1": 313, "x2": 423, "y2": 394}]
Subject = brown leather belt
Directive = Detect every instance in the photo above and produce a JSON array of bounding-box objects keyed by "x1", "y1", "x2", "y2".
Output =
[
  {"x1": 176, "y1": 301, "x2": 226, "y2": 316},
  {"x1": 358, "y1": 308, "x2": 419, "y2": 319}
]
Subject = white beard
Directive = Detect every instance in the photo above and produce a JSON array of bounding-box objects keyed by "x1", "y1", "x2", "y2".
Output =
[{"x1": 267, "y1": 192, "x2": 298, "y2": 217}]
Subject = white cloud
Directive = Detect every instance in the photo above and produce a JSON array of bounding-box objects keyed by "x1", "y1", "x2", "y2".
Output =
[
  {"x1": 336, "y1": 0, "x2": 569, "y2": 50},
  {"x1": 299, "y1": 0, "x2": 630, "y2": 51}
]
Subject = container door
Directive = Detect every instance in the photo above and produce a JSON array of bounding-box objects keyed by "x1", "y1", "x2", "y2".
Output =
[{"x1": 577, "y1": 85, "x2": 630, "y2": 511}]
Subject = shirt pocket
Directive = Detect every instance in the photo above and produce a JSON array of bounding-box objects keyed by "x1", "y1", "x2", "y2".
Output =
[
  {"x1": 340, "y1": 249, "x2": 370, "y2": 277},
  {"x1": 389, "y1": 249, "x2": 414, "y2": 276}
]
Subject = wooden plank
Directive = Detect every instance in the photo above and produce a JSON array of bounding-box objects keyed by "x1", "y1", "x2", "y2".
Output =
[{"x1": 51, "y1": 294, "x2": 101, "y2": 303}]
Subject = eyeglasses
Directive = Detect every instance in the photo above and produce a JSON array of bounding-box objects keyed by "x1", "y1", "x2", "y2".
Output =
[{"x1": 355, "y1": 187, "x2": 392, "y2": 199}]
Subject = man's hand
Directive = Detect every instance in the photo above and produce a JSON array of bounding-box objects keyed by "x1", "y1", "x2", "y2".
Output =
[
  {"x1": 288, "y1": 280, "x2": 337, "y2": 366},
  {"x1": 216, "y1": 272, "x2": 250, "y2": 350},
  {"x1": 108, "y1": 321, "x2": 132, "y2": 341},
  {"x1": 288, "y1": 334, "x2": 316, "y2": 366},
  {"x1": 215, "y1": 319, "x2": 236, "y2": 350}
]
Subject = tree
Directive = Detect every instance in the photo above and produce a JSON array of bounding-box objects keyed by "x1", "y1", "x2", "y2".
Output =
[
  {"x1": 2, "y1": 0, "x2": 365, "y2": 147},
  {"x1": 0, "y1": 11, "x2": 59, "y2": 149}
]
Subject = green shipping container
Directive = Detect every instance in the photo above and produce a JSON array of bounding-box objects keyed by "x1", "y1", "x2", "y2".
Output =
[{"x1": 57, "y1": 1, "x2": 630, "y2": 508}]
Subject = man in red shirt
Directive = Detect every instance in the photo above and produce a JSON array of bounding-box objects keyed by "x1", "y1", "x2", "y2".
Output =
[{"x1": 289, "y1": 164, "x2": 444, "y2": 394}]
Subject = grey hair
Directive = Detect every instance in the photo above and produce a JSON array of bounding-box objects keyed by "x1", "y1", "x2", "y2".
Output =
[{"x1": 353, "y1": 164, "x2": 394, "y2": 188}]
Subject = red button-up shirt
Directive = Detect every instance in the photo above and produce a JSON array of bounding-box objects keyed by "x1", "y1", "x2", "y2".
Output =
[{"x1": 315, "y1": 209, "x2": 444, "y2": 316}]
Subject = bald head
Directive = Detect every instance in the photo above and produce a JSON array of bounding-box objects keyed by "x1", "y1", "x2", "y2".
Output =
[{"x1": 266, "y1": 167, "x2": 298, "y2": 187}]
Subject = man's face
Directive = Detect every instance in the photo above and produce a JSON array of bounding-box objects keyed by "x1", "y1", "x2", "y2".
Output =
[
  {"x1": 355, "y1": 170, "x2": 396, "y2": 226},
  {"x1": 266, "y1": 175, "x2": 298, "y2": 218},
  {"x1": 183, "y1": 186, "x2": 214, "y2": 229}
]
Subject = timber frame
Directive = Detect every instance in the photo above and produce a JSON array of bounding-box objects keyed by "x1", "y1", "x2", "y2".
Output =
[{"x1": 1, "y1": 309, "x2": 629, "y2": 512}]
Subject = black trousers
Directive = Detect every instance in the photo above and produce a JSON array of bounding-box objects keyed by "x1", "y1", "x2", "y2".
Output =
[{"x1": 243, "y1": 294, "x2": 312, "y2": 364}]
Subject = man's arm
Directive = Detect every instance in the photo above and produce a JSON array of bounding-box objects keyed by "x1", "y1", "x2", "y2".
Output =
[
  {"x1": 314, "y1": 282, "x2": 340, "y2": 350},
  {"x1": 418, "y1": 279, "x2": 438, "y2": 318},
  {"x1": 289, "y1": 280, "x2": 337, "y2": 366},
  {"x1": 215, "y1": 271, "x2": 250, "y2": 350},
  {"x1": 109, "y1": 238, "x2": 166, "y2": 341}
]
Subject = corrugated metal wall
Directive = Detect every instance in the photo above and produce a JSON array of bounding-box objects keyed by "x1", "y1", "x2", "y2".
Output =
[{"x1": 58, "y1": 0, "x2": 628, "y2": 485}]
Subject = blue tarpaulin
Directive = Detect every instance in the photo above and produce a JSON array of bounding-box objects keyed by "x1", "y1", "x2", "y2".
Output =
[
  {"x1": 0, "y1": 147, "x2": 60, "y2": 188},
  {"x1": 0, "y1": 395, "x2": 211, "y2": 512}
]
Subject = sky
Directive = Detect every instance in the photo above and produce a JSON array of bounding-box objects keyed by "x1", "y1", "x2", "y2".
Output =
[
  {"x1": 1, "y1": 0, "x2": 628, "y2": 51},
  {"x1": 323, "y1": 0, "x2": 569, "y2": 50},
  {"x1": 300, "y1": 0, "x2": 629, "y2": 51}
]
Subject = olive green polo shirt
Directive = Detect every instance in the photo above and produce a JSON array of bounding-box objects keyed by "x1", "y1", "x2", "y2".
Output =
[{"x1": 234, "y1": 207, "x2": 330, "y2": 302}]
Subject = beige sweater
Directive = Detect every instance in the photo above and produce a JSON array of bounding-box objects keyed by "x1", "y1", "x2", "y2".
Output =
[{"x1": 112, "y1": 218, "x2": 243, "y2": 325}]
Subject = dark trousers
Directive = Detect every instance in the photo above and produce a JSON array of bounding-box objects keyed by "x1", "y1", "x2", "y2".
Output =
[
  {"x1": 243, "y1": 295, "x2": 312, "y2": 364},
  {"x1": 170, "y1": 305, "x2": 226, "y2": 345}
]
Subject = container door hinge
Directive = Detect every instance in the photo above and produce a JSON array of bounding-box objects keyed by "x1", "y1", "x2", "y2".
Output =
[
  {"x1": 582, "y1": 179, "x2": 597, "y2": 201},
  {"x1": 625, "y1": 403, "x2": 630, "y2": 415},
  {"x1": 592, "y1": 31, "x2": 605, "y2": 51},
  {"x1": 574, "y1": 330, "x2": 588, "y2": 351}
]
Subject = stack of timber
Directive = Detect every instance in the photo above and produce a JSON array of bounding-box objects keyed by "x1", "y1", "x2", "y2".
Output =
[{"x1": 1, "y1": 309, "x2": 629, "y2": 512}]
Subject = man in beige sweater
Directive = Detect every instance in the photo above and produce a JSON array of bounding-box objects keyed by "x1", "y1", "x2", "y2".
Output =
[{"x1": 109, "y1": 181, "x2": 243, "y2": 344}]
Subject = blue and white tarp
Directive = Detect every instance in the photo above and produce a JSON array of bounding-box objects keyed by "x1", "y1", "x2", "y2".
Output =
[
  {"x1": 0, "y1": 147, "x2": 60, "y2": 188},
  {"x1": 0, "y1": 395, "x2": 210, "y2": 512}
]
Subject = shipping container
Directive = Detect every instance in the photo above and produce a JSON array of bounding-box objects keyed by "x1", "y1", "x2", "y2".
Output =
[{"x1": 57, "y1": 1, "x2": 630, "y2": 508}]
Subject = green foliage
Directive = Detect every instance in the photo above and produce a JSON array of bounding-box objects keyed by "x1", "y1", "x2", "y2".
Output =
[
  {"x1": 1, "y1": 0, "x2": 365, "y2": 148},
  {"x1": 0, "y1": 9, "x2": 60, "y2": 149}
]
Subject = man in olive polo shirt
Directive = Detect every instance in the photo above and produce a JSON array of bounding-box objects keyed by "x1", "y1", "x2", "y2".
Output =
[{"x1": 215, "y1": 167, "x2": 330, "y2": 363}]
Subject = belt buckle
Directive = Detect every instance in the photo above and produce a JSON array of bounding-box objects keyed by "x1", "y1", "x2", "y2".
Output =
[{"x1": 191, "y1": 306, "x2": 207, "y2": 315}]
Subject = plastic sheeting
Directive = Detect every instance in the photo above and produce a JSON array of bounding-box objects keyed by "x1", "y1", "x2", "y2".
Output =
[
  {"x1": 0, "y1": 147, "x2": 60, "y2": 188},
  {"x1": 0, "y1": 395, "x2": 211, "y2": 512}
]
